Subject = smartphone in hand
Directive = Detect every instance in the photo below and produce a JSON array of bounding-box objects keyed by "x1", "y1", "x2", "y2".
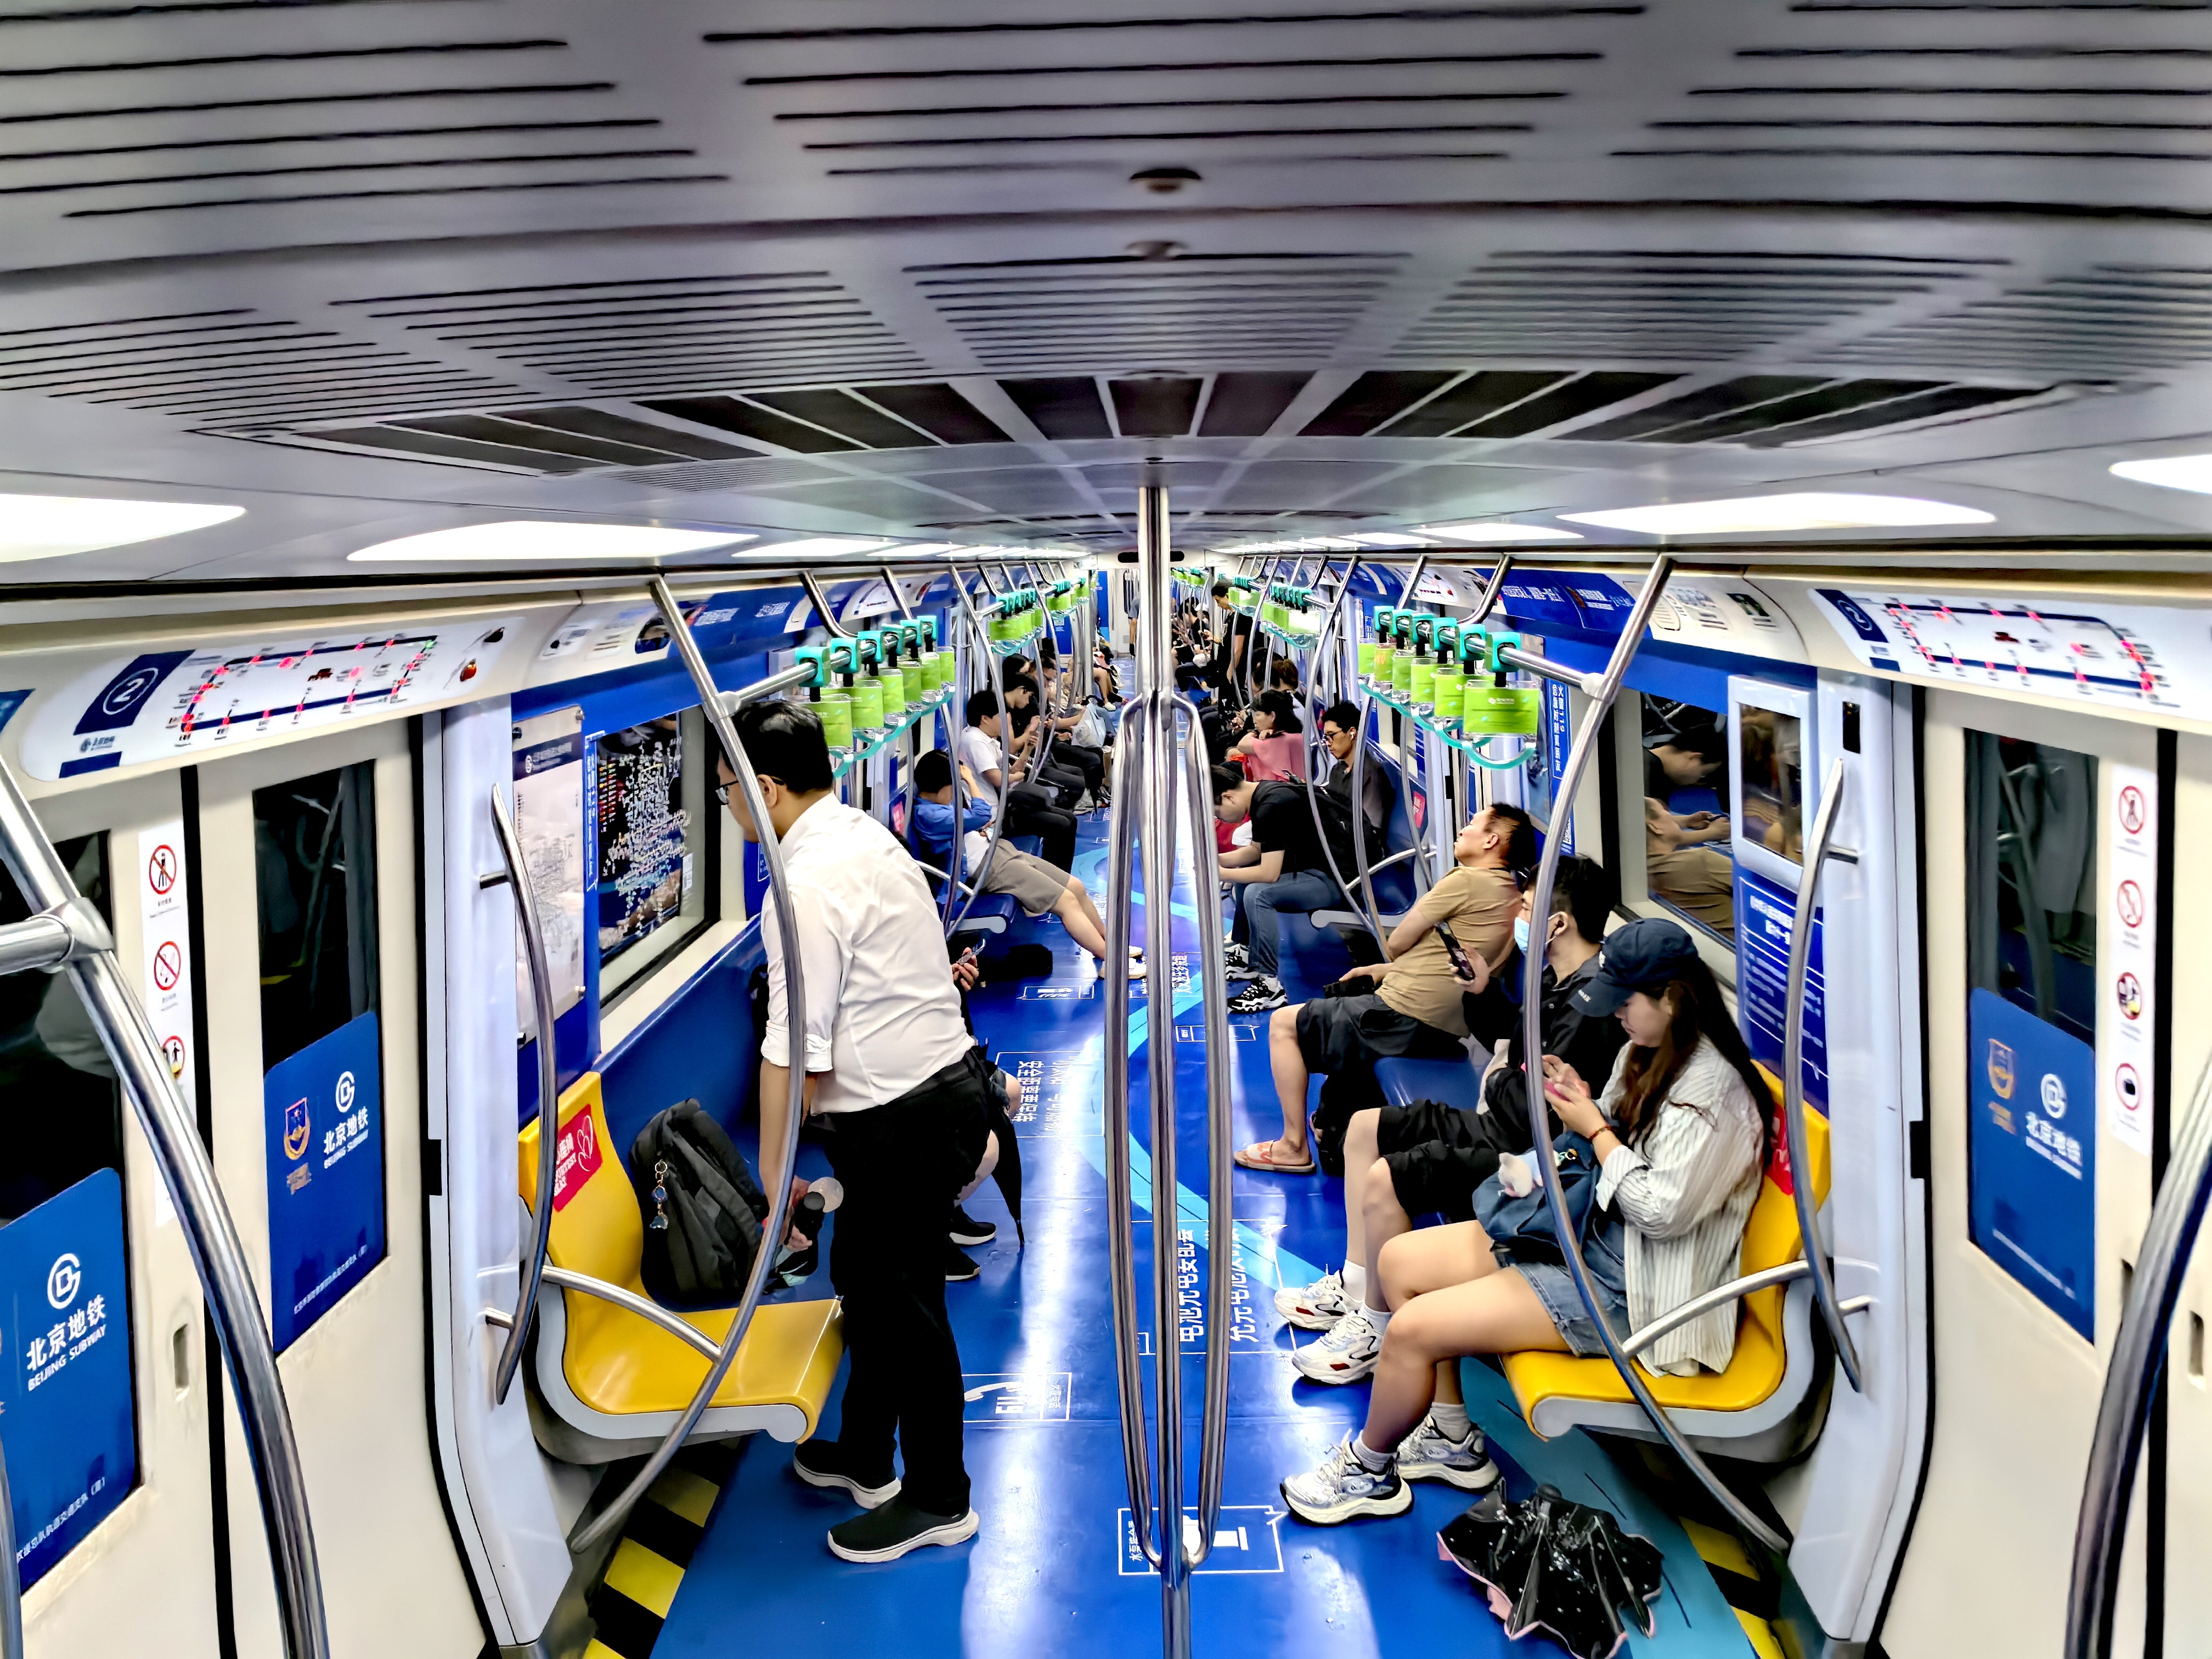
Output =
[{"x1": 1433, "y1": 920, "x2": 1478, "y2": 983}]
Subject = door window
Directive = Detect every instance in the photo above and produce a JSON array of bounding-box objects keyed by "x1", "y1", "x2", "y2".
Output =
[
  {"x1": 1737, "y1": 706, "x2": 1805, "y2": 864},
  {"x1": 1641, "y1": 697, "x2": 1735, "y2": 941}
]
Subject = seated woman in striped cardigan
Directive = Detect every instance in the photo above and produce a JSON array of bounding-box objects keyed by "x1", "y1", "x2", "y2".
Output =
[{"x1": 1278, "y1": 918, "x2": 1771, "y2": 1525}]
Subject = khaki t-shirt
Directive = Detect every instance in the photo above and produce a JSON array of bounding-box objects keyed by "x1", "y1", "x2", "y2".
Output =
[{"x1": 1377, "y1": 862, "x2": 1522, "y2": 1036}]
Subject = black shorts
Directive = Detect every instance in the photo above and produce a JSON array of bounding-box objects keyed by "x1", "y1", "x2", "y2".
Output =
[
  {"x1": 1293, "y1": 992, "x2": 1464, "y2": 1077},
  {"x1": 1376, "y1": 1098, "x2": 1502, "y2": 1223}
]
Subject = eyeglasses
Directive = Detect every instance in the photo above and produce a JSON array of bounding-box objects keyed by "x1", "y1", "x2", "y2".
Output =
[{"x1": 715, "y1": 777, "x2": 780, "y2": 806}]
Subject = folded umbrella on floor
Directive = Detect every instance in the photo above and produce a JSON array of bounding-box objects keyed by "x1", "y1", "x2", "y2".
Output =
[{"x1": 1438, "y1": 1484, "x2": 1665, "y2": 1659}]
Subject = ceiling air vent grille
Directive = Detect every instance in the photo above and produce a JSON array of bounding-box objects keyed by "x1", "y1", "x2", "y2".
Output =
[{"x1": 1813, "y1": 268, "x2": 2212, "y2": 375}]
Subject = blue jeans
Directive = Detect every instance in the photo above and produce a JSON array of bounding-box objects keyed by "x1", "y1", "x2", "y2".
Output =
[{"x1": 1229, "y1": 868, "x2": 1344, "y2": 979}]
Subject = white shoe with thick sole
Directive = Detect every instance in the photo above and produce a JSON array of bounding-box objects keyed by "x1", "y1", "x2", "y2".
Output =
[{"x1": 1292, "y1": 1307, "x2": 1383, "y2": 1384}]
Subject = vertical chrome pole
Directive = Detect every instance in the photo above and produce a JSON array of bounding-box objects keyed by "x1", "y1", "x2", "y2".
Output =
[
  {"x1": 489, "y1": 788, "x2": 559, "y2": 1405},
  {"x1": 0, "y1": 761, "x2": 329, "y2": 1659}
]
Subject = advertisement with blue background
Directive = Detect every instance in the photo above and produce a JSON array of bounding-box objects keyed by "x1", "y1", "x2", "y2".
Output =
[
  {"x1": 1, "y1": 1169, "x2": 135, "y2": 1587},
  {"x1": 1968, "y1": 987, "x2": 2097, "y2": 1340},
  {"x1": 1736, "y1": 867, "x2": 1827, "y2": 1110},
  {"x1": 265, "y1": 1010, "x2": 385, "y2": 1351}
]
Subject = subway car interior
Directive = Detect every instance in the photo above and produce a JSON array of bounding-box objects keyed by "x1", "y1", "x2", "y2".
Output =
[{"x1": 8, "y1": 4, "x2": 2212, "y2": 1658}]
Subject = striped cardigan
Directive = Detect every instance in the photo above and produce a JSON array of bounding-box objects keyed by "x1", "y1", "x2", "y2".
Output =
[{"x1": 1593, "y1": 1037, "x2": 1765, "y2": 1375}]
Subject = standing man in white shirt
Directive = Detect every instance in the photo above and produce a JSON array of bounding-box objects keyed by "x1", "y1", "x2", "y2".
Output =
[{"x1": 718, "y1": 700, "x2": 990, "y2": 1563}]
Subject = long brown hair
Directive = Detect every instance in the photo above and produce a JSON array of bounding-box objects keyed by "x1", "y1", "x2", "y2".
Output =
[{"x1": 1611, "y1": 957, "x2": 1773, "y2": 1166}]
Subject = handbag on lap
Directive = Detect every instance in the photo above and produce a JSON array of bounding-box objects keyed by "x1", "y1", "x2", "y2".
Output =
[{"x1": 1472, "y1": 1131, "x2": 1602, "y2": 1267}]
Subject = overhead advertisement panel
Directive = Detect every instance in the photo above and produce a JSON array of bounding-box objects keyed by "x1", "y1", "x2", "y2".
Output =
[{"x1": 1811, "y1": 588, "x2": 2197, "y2": 716}]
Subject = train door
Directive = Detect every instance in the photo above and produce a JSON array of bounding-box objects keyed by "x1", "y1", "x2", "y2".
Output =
[
  {"x1": 14, "y1": 771, "x2": 221, "y2": 1657},
  {"x1": 192, "y1": 724, "x2": 481, "y2": 1658},
  {"x1": 1887, "y1": 691, "x2": 2159, "y2": 1658}
]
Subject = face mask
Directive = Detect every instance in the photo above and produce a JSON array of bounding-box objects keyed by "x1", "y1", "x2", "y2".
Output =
[{"x1": 1513, "y1": 916, "x2": 1530, "y2": 953}]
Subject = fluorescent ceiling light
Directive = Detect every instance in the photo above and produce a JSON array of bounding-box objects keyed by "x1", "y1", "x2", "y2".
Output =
[
  {"x1": 1347, "y1": 532, "x2": 1433, "y2": 548},
  {"x1": 2111, "y1": 454, "x2": 2212, "y2": 495},
  {"x1": 1421, "y1": 521, "x2": 1584, "y2": 545},
  {"x1": 759, "y1": 536, "x2": 892, "y2": 558},
  {"x1": 0, "y1": 492, "x2": 242, "y2": 563},
  {"x1": 881, "y1": 542, "x2": 966, "y2": 557},
  {"x1": 349, "y1": 522, "x2": 755, "y2": 563},
  {"x1": 1560, "y1": 492, "x2": 1994, "y2": 536}
]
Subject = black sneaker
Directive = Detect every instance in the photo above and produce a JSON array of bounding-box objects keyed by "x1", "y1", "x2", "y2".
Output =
[
  {"x1": 948, "y1": 1205, "x2": 996, "y2": 1247},
  {"x1": 827, "y1": 1498, "x2": 980, "y2": 1563},
  {"x1": 792, "y1": 1439, "x2": 900, "y2": 1509},
  {"x1": 946, "y1": 1246, "x2": 980, "y2": 1283}
]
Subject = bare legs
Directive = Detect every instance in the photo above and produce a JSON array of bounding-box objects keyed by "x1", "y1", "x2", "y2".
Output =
[
  {"x1": 1265, "y1": 1004, "x2": 1312, "y2": 1163},
  {"x1": 1338, "y1": 1108, "x2": 1417, "y2": 1296},
  {"x1": 1360, "y1": 1223, "x2": 1568, "y2": 1452},
  {"x1": 1055, "y1": 880, "x2": 1109, "y2": 961}
]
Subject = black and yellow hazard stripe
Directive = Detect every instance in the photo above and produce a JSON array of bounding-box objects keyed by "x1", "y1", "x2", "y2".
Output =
[
  {"x1": 1677, "y1": 1514, "x2": 1786, "y2": 1657},
  {"x1": 583, "y1": 1442, "x2": 740, "y2": 1659}
]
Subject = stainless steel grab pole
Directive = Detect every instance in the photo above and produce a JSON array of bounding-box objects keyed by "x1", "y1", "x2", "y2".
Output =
[
  {"x1": 0, "y1": 758, "x2": 329, "y2": 1659},
  {"x1": 0, "y1": 1432, "x2": 22, "y2": 1659},
  {"x1": 1469, "y1": 555, "x2": 1516, "y2": 626},
  {"x1": 489, "y1": 787, "x2": 560, "y2": 1405},
  {"x1": 2067, "y1": 1048, "x2": 2212, "y2": 1659},
  {"x1": 1101, "y1": 706, "x2": 1161, "y2": 1570},
  {"x1": 880, "y1": 564, "x2": 916, "y2": 621},
  {"x1": 1783, "y1": 758, "x2": 1866, "y2": 1393},
  {"x1": 1514, "y1": 557, "x2": 1792, "y2": 1556},
  {"x1": 799, "y1": 570, "x2": 856, "y2": 639},
  {"x1": 571, "y1": 576, "x2": 811, "y2": 1555},
  {"x1": 942, "y1": 561, "x2": 1011, "y2": 938},
  {"x1": 1296, "y1": 558, "x2": 1386, "y2": 954}
]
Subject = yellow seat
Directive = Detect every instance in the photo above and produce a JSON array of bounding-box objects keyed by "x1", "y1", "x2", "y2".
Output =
[
  {"x1": 517, "y1": 1074, "x2": 842, "y2": 1455},
  {"x1": 1501, "y1": 1070, "x2": 1832, "y2": 1458}
]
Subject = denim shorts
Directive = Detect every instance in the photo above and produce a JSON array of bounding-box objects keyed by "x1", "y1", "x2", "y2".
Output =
[{"x1": 1515, "y1": 1262, "x2": 1629, "y2": 1358}]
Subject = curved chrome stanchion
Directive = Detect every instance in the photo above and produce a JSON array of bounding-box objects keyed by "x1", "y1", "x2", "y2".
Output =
[
  {"x1": 489, "y1": 787, "x2": 560, "y2": 1406},
  {"x1": 1516, "y1": 557, "x2": 1792, "y2": 1556},
  {"x1": 799, "y1": 569, "x2": 857, "y2": 639},
  {"x1": 485, "y1": 1266, "x2": 723, "y2": 1361},
  {"x1": 2067, "y1": 1049, "x2": 2212, "y2": 1659},
  {"x1": 0, "y1": 1433, "x2": 22, "y2": 1659},
  {"x1": 1784, "y1": 757, "x2": 1865, "y2": 1393},
  {"x1": 1292, "y1": 557, "x2": 1386, "y2": 954},
  {"x1": 1618, "y1": 1265, "x2": 1872, "y2": 1359},
  {"x1": 1469, "y1": 554, "x2": 1515, "y2": 626},
  {"x1": 570, "y1": 576, "x2": 811, "y2": 1556},
  {"x1": 0, "y1": 758, "x2": 329, "y2": 1659},
  {"x1": 942, "y1": 561, "x2": 1011, "y2": 939}
]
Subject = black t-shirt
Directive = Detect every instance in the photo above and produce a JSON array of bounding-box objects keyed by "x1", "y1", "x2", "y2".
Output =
[
  {"x1": 1248, "y1": 780, "x2": 1329, "y2": 876},
  {"x1": 1475, "y1": 958, "x2": 1629, "y2": 1135},
  {"x1": 1209, "y1": 610, "x2": 1253, "y2": 678}
]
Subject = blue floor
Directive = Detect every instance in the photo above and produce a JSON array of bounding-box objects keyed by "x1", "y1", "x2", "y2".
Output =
[{"x1": 654, "y1": 803, "x2": 1761, "y2": 1659}]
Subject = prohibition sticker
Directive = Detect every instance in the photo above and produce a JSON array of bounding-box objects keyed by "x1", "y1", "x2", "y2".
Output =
[
  {"x1": 2117, "y1": 879, "x2": 2145, "y2": 929},
  {"x1": 151, "y1": 940, "x2": 181, "y2": 993},
  {"x1": 145, "y1": 844, "x2": 177, "y2": 896},
  {"x1": 2120, "y1": 784, "x2": 2149, "y2": 837}
]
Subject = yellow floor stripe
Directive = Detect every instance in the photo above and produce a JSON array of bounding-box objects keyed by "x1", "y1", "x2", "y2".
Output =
[
  {"x1": 1735, "y1": 1608, "x2": 1785, "y2": 1658},
  {"x1": 646, "y1": 1465, "x2": 722, "y2": 1528},
  {"x1": 1681, "y1": 1515, "x2": 1758, "y2": 1581},
  {"x1": 604, "y1": 1539, "x2": 685, "y2": 1618},
  {"x1": 583, "y1": 1642, "x2": 629, "y2": 1659}
]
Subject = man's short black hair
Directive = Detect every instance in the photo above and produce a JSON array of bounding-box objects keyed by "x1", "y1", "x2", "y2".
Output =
[
  {"x1": 1487, "y1": 801, "x2": 1537, "y2": 875},
  {"x1": 915, "y1": 747, "x2": 954, "y2": 795},
  {"x1": 965, "y1": 689, "x2": 1001, "y2": 727},
  {"x1": 1550, "y1": 854, "x2": 1620, "y2": 946},
  {"x1": 1321, "y1": 699, "x2": 1361, "y2": 734},
  {"x1": 1001, "y1": 655, "x2": 1033, "y2": 684},
  {"x1": 1210, "y1": 763, "x2": 1247, "y2": 804},
  {"x1": 1211, "y1": 580, "x2": 1232, "y2": 600},
  {"x1": 730, "y1": 699, "x2": 834, "y2": 794}
]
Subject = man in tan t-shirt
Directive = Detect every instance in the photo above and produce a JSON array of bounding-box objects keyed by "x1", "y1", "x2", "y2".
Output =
[{"x1": 1235, "y1": 804, "x2": 1537, "y2": 1177}]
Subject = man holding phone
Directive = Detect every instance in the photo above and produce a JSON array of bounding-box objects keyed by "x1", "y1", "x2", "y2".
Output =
[{"x1": 1235, "y1": 804, "x2": 1535, "y2": 1178}]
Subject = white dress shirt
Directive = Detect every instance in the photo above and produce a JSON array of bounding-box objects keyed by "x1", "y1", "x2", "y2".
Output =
[{"x1": 758, "y1": 795, "x2": 974, "y2": 1115}]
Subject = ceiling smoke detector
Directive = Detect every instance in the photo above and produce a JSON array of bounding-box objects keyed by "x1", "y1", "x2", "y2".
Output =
[
  {"x1": 1129, "y1": 167, "x2": 1201, "y2": 195},
  {"x1": 1125, "y1": 239, "x2": 1187, "y2": 262}
]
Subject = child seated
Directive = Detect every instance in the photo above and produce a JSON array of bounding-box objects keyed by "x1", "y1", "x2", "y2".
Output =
[{"x1": 911, "y1": 748, "x2": 1141, "y2": 980}]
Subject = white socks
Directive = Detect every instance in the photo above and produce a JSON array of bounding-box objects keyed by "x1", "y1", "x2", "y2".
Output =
[
  {"x1": 1361, "y1": 1300, "x2": 1392, "y2": 1336},
  {"x1": 1431, "y1": 1401, "x2": 1472, "y2": 1441},
  {"x1": 1341, "y1": 1263, "x2": 1367, "y2": 1304},
  {"x1": 1351, "y1": 1434, "x2": 1395, "y2": 1472}
]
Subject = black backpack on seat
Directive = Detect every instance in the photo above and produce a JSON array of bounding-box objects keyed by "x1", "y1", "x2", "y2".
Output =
[{"x1": 629, "y1": 1098, "x2": 771, "y2": 1307}]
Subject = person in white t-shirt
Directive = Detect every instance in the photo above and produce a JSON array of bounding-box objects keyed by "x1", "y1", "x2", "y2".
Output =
[{"x1": 960, "y1": 691, "x2": 1074, "y2": 869}]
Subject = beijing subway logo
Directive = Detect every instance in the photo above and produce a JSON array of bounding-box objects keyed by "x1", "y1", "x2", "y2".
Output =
[
  {"x1": 46, "y1": 1252, "x2": 81, "y2": 1310},
  {"x1": 1987, "y1": 1038, "x2": 2017, "y2": 1101},
  {"x1": 2041, "y1": 1073, "x2": 2069, "y2": 1121},
  {"x1": 284, "y1": 1097, "x2": 311, "y2": 1161}
]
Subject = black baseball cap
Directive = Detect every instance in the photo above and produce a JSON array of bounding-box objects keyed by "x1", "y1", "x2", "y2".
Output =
[{"x1": 1572, "y1": 918, "x2": 1702, "y2": 1015}]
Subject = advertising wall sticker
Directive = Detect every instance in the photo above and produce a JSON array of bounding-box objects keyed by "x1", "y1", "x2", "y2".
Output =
[{"x1": 264, "y1": 1011, "x2": 386, "y2": 1351}]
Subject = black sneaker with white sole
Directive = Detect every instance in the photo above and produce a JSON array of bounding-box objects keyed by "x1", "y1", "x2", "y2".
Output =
[
  {"x1": 1227, "y1": 975, "x2": 1288, "y2": 1014},
  {"x1": 1221, "y1": 940, "x2": 1251, "y2": 972},
  {"x1": 949, "y1": 1205, "x2": 996, "y2": 1247},
  {"x1": 946, "y1": 1245, "x2": 980, "y2": 1283},
  {"x1": 827, "y1": 1498, "x2": 980, "y2": 1563},
  {"x1": 792, "y1": 1439, "x2": 900, "y2": 1509}
]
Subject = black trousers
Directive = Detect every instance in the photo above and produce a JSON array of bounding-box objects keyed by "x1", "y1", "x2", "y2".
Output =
[
  {"x1": 821, "y1": 1056, "x2": 992, "y2": 1516},
  {"x1": 1006, "y1": 784, "x2": 1076, "y2": 868}
]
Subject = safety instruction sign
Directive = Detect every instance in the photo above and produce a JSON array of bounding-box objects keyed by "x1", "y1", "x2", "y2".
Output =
[
  {"x1": 1968, "y1": 988, "x2": 2097, "y2": 1340},
  {"x1": 137, "y1": 820, "x2": 195, "y2": 1118},
  {"x1": 264, "y1": 1011, "x2": 386, "y2": 1351},
  {"x1": 0, "y1": 1169, "x2": 136, "y2": 1589},
  {"x1": 2105, "y1": 764, "x2": 2157, "y2": 1157},
  {"x1": 1735, "y1": 867, "x2": 1827, "y2": 1119}
]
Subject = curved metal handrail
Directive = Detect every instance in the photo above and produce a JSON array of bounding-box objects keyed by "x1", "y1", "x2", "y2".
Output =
[
  {"x1": 0, "y1": 758, "x2": 330, "y2": 1659},
  {"x1": 1291, "y1": 556, "x2": 1383, "y2": 952},
  {"x1": 943, "y1": 560, "x2": 1011, "y2": 938},
  {"x1": 570, "y1": 576, "x2": 811, "y2": 1556},
  {"x1": 799, "y1": 570, "x2": 857, "y2": 639},
  {"x1": 1468, "y1": 554, "x2": 1516, "y2": 626},
  {"x1": 1517, "y1": 556, "x2": 1793, "y2": 1556},
  {"x1": 1784, "y1": 757, "x2": 1866, "y2": 1393},
  {"x1": 1618, "y1": 1263, "x2": 1874, "y2": 1359},
  {"x1": 489, "y1": 787, "x2": 560, "y2": 1406},
  {"x1": 485, "y1": 1265, "x2": 722, "y2": 1362},
  {"x1": 0, "y1": 1433, "x2": 21, "y2": 1659},
  {"x1": 2067, "y1": 1047, "x2": 2212, "y2": 1659}
]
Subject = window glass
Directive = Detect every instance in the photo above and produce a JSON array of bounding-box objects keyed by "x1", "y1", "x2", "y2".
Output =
[
  {"x1": 255, "y1": 765, "x2": 379, "y2": 1070},
  {"x1": 1967, "y1": 733, "x2": 2098, "y2": 1043},
  {"x1": 1737, "y1": 707, "x2": 1804, "y2": 864},
  {"x1": 0, "y1": 836, "x2": 118, "y2": 1220},
  {"x1": 1642, "y1": 698, "x2": 1736, "y2": 941},
  {"x1": 596, "y1": 710, "x2": 713, "y2": 999}
]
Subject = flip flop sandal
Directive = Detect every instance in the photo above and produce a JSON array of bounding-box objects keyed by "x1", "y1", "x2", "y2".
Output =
[{"x1": 1235, "y1": 1139, "x2": 1318, "y2": 1175}]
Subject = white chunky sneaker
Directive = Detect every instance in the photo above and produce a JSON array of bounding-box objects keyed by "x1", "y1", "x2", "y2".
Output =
[
  {"x1": 1396, "y1": 1413, "x2": 1501, "y2": 1491},
  {"x1": 1273, "y1": 1269, "x2": 1352, "y2": 1331},
  {"x1": 1292, "y1": 1306, "x2": 1384, "y2": 1385},
  {"x1": 1280, "y1": 1435, "x2": 1411, "y2": 1526}
]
